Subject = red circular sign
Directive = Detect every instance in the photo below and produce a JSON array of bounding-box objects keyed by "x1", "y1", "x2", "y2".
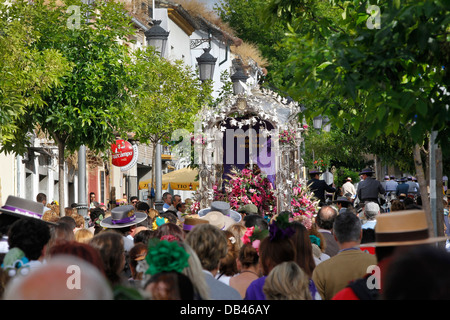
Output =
[{"x1": 111, "y1": 139, "x2": 134, "y2": 167}]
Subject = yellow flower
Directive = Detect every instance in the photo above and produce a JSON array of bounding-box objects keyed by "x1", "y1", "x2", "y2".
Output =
[{"x1": 152, "y1": 216, "x2": 169, "y2": 230}]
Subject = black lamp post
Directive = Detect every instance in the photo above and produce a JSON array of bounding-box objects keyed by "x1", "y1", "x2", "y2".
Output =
[
  {"x1": 144, "y1": 20, "x2": 169, "y2": 213},
  {"x1": 145, "y1": 20, "x2": 169, "y2": 59},
  {"x1": 196, "y1": 48, "x2": 217, "y2": 81}
]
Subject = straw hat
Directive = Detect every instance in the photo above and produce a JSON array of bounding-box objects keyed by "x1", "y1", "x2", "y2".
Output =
[
  {"x1": 198, "y1": 201, "x2": 241, "y2": 223},
  {"x1": 201, "y1": 211, "x2": 235, "y2": 230},
  {"x1": 182, "y1": 216, "x2": 209, "y2": 232},
  {"x1": 362, "y1": 210, "x2": 448, "y2": 247}
]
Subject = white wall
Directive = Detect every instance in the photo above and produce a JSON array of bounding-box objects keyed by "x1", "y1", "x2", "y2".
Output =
[
  {"x1": 190, "y1": 29, "x2": 233, "y2": 99},
  {"x1": 0, "y1": 152, "x2": 17, "y2": 205}
]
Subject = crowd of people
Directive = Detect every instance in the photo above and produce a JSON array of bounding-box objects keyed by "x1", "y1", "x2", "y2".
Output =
[{"x1": 0, "y1": 167, "x2": 449, "y2": 301}]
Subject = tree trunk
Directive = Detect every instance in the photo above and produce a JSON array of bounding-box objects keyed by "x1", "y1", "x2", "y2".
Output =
[
  {"x1": 436, "y1": 145, "x2": 445, "y2": 238},
  {"x1": 57, "y1": 138, "x2": 66, "y2": 216},
  {"x1": 413, "y1": 143, "x2": 433, "y2": 236},
  {"x1": 150, "y1": 140, "x2": 157, "y2": 208}
]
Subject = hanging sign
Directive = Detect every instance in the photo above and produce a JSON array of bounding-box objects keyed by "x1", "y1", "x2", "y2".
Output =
[{"x1": 111, "y1": 139, "x2": 138, "y2": 171}]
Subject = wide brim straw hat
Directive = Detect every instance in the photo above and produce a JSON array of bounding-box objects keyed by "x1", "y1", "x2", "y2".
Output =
[
  {"x1": 201, "y1": 211, "x2": 236, "y2": 230},
  {"x1": 198, "y1": 201, "x2": 242, "y2": 223},
  {"x1": 361, "y1": 210, "x2": 448, "y2": 247},
  {"x1": 182, "y1": 215, "x2": 209, "y2": 232}
]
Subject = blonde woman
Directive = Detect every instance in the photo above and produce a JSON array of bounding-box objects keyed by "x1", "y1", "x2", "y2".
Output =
[
  {"x1": 263, "y1": 261, "x2": 312, "y2": 300},
  {"x1": 75, "y1": 228, "x2": 94, "y2": 244},
  {"x1": 179, "y1": 242, "x2": 211, "y2": 300}
]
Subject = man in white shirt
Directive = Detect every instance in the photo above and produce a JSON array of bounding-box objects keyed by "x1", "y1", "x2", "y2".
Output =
[{"x1": 341, "y1": 177, "x2": 356, "y2": 198}]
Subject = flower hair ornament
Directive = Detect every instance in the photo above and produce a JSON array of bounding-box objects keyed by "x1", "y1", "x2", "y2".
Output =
[
  {"x1": 152, "y1": 216, "x2": 169, "y2": 231},
  {"x1": 1, "y1": 247, "x2": 31, "y2": 277},
  {"x1": 309, "y1": 235, "x2": 321, "y2": 247},
  {"x1": 268, "y1": 212, "x2": 295, "y2": 241},
  {"x1": 145, "y1": 239, "x2": 190, "y2": 275},
  {"x1": 241, "y1": 226, "x2": 269, "y2": 253}
]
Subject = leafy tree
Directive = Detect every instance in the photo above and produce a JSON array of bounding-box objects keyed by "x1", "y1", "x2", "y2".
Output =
[
  {"x1": 266, "y1": 0, "x2": 449, "y2": 235},
  {"x1": 214, "y1": 0, "x2": 291, "y2": 89},
  {"x1": 128, "y1": 46, "x2": 213, "y2": 191},
  {"x1": 5, "y1": 0, "x2": 136, "y2": 213},
  {"x1": 0, "y1": 0, "x2": 71, "y2": 153}
]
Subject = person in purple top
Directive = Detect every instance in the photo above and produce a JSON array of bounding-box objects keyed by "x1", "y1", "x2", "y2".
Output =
[{"x1": 244, "y1": 213, "x2": 321, "y2": 300}]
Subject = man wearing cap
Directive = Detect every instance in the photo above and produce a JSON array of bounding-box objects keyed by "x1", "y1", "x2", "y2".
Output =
[
  {"x1": 361, "y1": 202, "x2": 380, "y2": 230},
  {"x1": 356, "y1": 168, "x2": 385, "y2": 205},
  {"x1": 308, "y1": 170, "x2": 336, "y2": 206},
  {"x1": 384, "y1": 176, "x2": 398, "y2": 193},
  {"x1": 395, "y1": 177, "x2": 409, "y2": 197},
  {"x1": 406, "y1": 176, "x2": 419, "y2": 196}
]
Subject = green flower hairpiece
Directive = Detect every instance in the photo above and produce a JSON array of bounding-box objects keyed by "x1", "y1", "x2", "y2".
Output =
[{"x1": 145, "y1": 239, "x2": 190, "y2": 275}]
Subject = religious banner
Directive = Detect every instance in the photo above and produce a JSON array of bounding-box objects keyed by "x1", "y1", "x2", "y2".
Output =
[{"x1": 222, "y1": 116, "x2": 276, "y2": 187}]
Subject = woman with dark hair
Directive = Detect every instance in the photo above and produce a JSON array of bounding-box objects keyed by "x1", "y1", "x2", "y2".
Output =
[
  {"x1": 89, "y1": 231, "x2": 127, "y2": 287},
  {"x1": 154, "y1": 223, "x2": 185, "y2": 242},
  {"x1": 144, "y1": 271, "x2": 194, "y2": 300},
  {"x1": 290, "y1": 221, "x2": 316, "y2": 277},
  {"x1": 230, "y1": 243, "x2": 261, "y2": 299},
  {"x1": 244, "y1": 235, "x2": 296, "y2": 300}
]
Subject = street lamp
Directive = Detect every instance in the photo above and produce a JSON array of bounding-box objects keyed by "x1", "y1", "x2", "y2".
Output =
[
  {"x1": 196, "y1": 48, "x2": 217, "y2": 81},
  {"x1": 322, "y1": 116, "x2": 331, "y2": 133},
  {"x1": 145, "y1": 20, "x2": 169, "y2": 59},
  {"x1": 313, "y1": 115, "x2": 323, "y2": 130},
  {"x1": 313, "y1": 115, "x2": 331, "y2": 132},
  {"x1": 145, "y1": 20, "x2": 169, "y2": 213},
  {"x1": 230, "y1": 68, "x2": 249, "y2": 95}
]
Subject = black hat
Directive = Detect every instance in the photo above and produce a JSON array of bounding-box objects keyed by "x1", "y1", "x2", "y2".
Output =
[
  {"x1": 333, "y1": 196, "x2": 351, "y2": 204},
  {"x1": 359, "y1": 168, "x2": 374, "y2": 175},
  {"x1": 309, "y1": 169, "x2": 323, "y2": 175}
]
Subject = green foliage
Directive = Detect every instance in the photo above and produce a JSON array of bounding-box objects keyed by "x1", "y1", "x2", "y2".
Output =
[
  {"x1": 0, "y1": 0, "x2": 71, "y2": 154},
  {"x1": 270, "y1": 0, "x2": 449, "y2": 146},
  {"x1": 128, "y1": 46, "x2": 213, "y2": 146},
  {"x1": 22, "y1": 0, "x2": 136, "y2": 153},
  {"x1": 334, "y1": 167, "x2": 360, "y2": 187},
  {"x1": 215, "y1": 0, "x2": 291, "y2": 89}
]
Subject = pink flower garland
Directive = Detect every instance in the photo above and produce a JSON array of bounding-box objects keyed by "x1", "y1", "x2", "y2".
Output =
[
  {"x1": 214, "y1": 167, "x2": 276, "y2": 217},
  {"x1": 290, "y1": 183, "x2": 320, "y2": 230}
]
